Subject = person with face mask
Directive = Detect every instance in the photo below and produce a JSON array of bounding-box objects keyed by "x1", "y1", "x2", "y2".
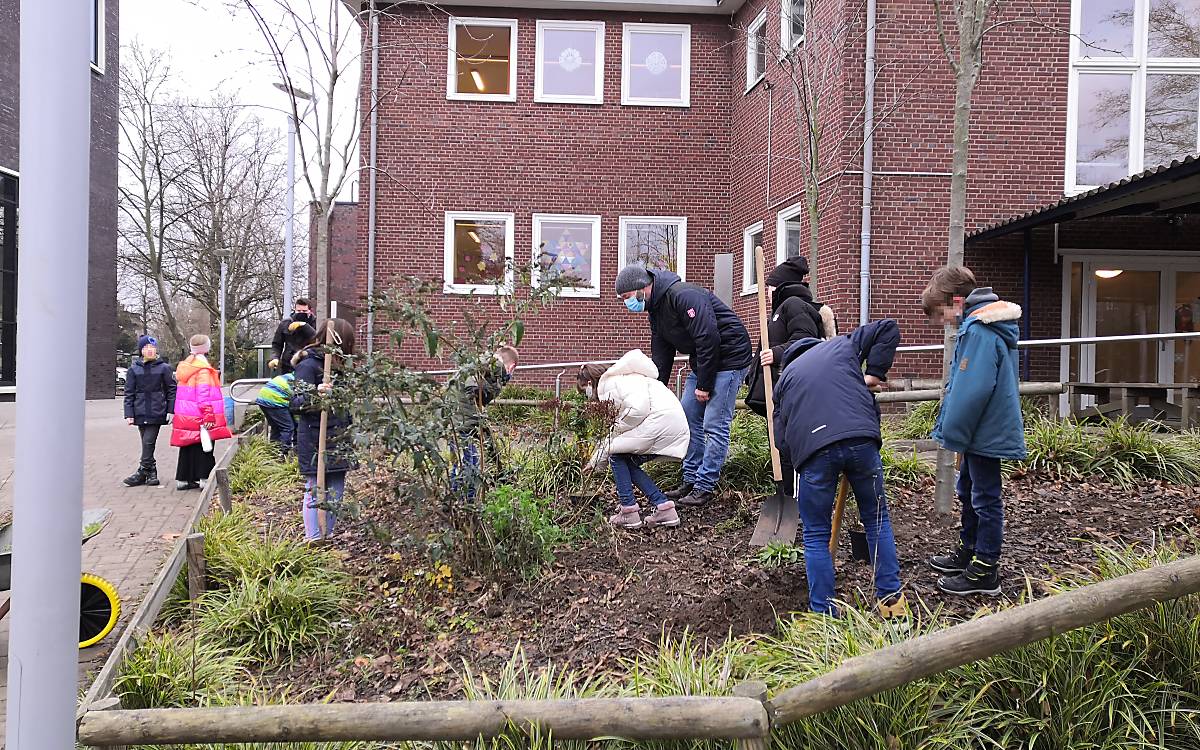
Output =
[
  {"x1": 270, "y1": 297, "x2": 317, "y2": 375},
  {"x1": 614, "y1": 262, "x2": 752, "y2": 507},
  {"x1": 122, "y1": 335, "x2": 177, "y2": 487}
]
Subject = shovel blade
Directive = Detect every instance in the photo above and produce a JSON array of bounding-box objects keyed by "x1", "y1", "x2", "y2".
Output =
[{"x1": 750, "y1": 490, "x2": 799, "y2": 546}]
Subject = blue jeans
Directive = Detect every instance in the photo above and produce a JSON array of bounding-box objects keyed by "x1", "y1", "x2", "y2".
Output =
[
  {"x1": 680, "y1": 369, "x2": 745, "y2": 493},
  {"x1": 957, "y1": 452, "x2": 1004, "y2": 562},
  {"x1": 451, "y1": 434, "x2": 481, "y2": 500},
  {"x1": 259, "y1": 404, "x2": 295, "y2": 453},
  {"x1": 303, "y1": 472, "x2": 345, "y2": 540},
  {"x1": 796, "y1": 437, "x2": 902, "y2": 616},
  {"x1": 611, "y1": 454, "x2": 669, "y2": 508}
]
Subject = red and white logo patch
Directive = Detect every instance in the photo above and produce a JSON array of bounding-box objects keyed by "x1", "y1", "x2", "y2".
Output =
[{"x1": 687, "y1": 308, "x2": 696, "y2": 318}]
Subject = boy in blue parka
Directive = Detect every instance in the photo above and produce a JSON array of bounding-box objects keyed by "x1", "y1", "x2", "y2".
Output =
[{"x1": 922, "y1": 266, "x2": 1027, "y2": 596}]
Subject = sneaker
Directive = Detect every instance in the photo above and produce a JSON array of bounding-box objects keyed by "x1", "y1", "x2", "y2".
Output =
[
  {"x1": 929, "y1": 544, "x2": 974, "y2": 574},
  {"x1": 123, "y1": 469, "x2": 147, "y2": 487},
  {"x1": 877, "y1": 592, "x2": 910, "y2": 620},
  {"x1": 937, "y1": 558, "x2": 1001, "y2": 596},
  {"x1": 644, "y1": 501, "x2": 681, "y2": 528},
  {"x1": 144, "y1": 469, "x2": 160, "y2": 487},
  {"x1": 609, "y1": 505, "x2": 643, "y2": 530},
  {"x1": 678, "y1": 489, "x2": 715, "y2": 507},
  {"x1": 664, "y1": 482, "x2": 694, "y2": 500}
]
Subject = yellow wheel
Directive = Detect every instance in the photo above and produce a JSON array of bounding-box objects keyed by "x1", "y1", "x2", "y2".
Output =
[{"x1": 79, "y1": 573, "x2": 120, "y2": 648}]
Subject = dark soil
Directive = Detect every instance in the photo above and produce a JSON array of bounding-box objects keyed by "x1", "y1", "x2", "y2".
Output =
[{"x1": 248, "y1": 472, "x2": 1200, "y2": 704}]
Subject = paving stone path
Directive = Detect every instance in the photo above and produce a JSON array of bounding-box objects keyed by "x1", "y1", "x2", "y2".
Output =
[{"x1": 0, "y1": 398, "x2": 205, "y2": 738}]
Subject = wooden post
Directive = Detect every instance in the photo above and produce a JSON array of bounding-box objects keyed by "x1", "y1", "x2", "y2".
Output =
[
  {"x1": 185, "y1": 533, "x2": 206, "y2": 600},
  {"x1": 214, "y1": 467, "x2": 231, "y2": 514},
  {"x1": 732, "y1": 681, "x2": 771, "y2": 750}
]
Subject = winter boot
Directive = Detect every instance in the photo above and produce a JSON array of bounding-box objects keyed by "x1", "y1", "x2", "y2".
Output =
[
  {"x1": 664, "y1": 482, "x2": 694, "y2": 500},
  {"x1": 644, "y1": 501, "x2": 681, "y2": 528},
  {"x1": 678, "y1": 489, "x2": 716, "y2": 507},
  {"x1": 144, "y1": 464, "x2": 160, "y2": 487},
  {"x1": 929, "y1": 544, "x2": 974, "y2": 575},
  {"x1": 609, "y1": 504, "x2": 644, "y2": 530},
  {"x1": 123, "y1": 468, "x2": 148, "y2": 487},
  {"x1": 937, "y1": 557, "x2": 1001, "y2": 597}
]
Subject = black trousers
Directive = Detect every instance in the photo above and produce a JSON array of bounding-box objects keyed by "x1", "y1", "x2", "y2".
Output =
[{"x1": 138, "y1": 424, "x2": 161, "y2": 470}]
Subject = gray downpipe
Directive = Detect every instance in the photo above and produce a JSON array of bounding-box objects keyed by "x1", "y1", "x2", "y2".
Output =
[
  {"x1": 366, "y1": 9, "x2": 380, "y2": 354},
  {"x1": 859, "y1": 0, "x2": 877, "y2": 326}
]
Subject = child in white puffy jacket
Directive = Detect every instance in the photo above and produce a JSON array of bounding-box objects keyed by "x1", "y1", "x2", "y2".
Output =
[{"x1": 587, "y1": 349, "x2": 691, "y2": 529}]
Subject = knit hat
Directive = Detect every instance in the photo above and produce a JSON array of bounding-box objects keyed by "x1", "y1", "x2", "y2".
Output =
[
  {"x1": 189, "y1": 334, "x2": 211, "y2": 356},
  {"x1": 137, "y1": 335, "x2": 157, "y2": 352},
  {"x1": 615, "y1": 263, "x2": 653, "y2": 295},
  {"x1": 767, "y1": 256, "x2": 810, "y2": 287}
]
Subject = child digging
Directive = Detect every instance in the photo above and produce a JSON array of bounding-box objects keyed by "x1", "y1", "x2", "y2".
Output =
[
  {"x1": 586, "y1": 349, "x2": 689, "y2": 529},
  {"x1": 452, "y1": 345, "x2": 519, "y2": 500},
  {"x1": 290, "y1": 319, "x2": 357, "y2": 541},
  {"x1": 255, "y1": 371, "x2": 296, "y2": 457},
  {"x1": 922, "y1": 266, "x2": 1026, "y2": 596},
  {"x1": 123, "y1": 335, "x2": 176, "y2": 487},
  {"x1": 773, "y1": 320, "x2": 907, "y2": 618}
]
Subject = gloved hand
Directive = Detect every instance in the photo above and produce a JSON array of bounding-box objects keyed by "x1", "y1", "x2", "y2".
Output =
[{"x1": 269, "y1": 358, "x2": 280, "y2": 370}]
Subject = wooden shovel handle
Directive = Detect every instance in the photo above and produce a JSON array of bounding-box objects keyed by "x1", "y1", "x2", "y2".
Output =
[
  {"x1": 314, "y1": 321, "x2": 335, "y2": 538},
  {"x1": 754, "y1": 246, "x2": 783, "y2": 482}
]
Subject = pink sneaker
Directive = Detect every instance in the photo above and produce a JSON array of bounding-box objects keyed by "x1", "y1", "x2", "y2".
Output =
[
  {"x1": 644, "y1": 501, "x2": 680, "y2": 528},
  {"x1": 609, "y1": 505, "x2": 643, "y2": 529}
]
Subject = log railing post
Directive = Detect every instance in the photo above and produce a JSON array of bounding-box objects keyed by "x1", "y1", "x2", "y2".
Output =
[
  {"x1": 185, "y1": 533, "x2": 206, "y2": 600},
  {"x1": 214, "y1": 467, "x2": 232, "y2": 514},
  {"x1": 733, "y1": 681, "x2": 771, "y2": 750},
  {"x1": 84, "y1": 697, "x2": 126, "y2": 750}
]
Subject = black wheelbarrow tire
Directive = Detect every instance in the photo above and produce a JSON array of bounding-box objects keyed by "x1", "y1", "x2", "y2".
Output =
[{"x1": 79, "y1": 573, "x2": 120, "y2": 648}]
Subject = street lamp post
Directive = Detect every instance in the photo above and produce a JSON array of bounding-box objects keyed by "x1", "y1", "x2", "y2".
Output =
[
  {"x1": 215, "y1": 248, "x2": 231, "y2": 386},
  {"x1": 273, "y1": 82, "x2": 313, "y2": 314}
]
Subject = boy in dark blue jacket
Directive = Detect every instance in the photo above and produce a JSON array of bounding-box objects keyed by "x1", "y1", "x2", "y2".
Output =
[
  {"x1": 922, "y1": 266, "x2": 1027, "y2": 596},
  {"x1": 123, "y1": 335, "x2": 177, "y2": 487},
  {"x1": 773, "y1": 320, "x2": 905, "y2": 618}
]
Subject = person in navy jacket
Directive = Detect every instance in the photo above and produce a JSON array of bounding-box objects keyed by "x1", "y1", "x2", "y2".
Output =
[
  {"x1": 615, "y1": 263, "x2": 753, "y2": 508},
  {"x1": 923, "y1": 266, "x2": 1026, "y2": 597},
  {"x1": 123, "y1": 335, "x2": 177, "y2": 487},
  {"x1": 773, "y1": 319, "x2": 905, "y2": 618}
]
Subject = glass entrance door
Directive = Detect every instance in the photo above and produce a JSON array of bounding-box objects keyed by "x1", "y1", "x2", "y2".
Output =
[
  {"x1": 1089, "y1": 268, "x2": 1162, "y2": 383},
  {"x1": 1174, "y1": 271, "x2": 1200, "y2": 384}
]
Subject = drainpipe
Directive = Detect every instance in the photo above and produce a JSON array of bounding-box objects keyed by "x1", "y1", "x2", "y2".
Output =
[
  {"x1": 765, "y1": 82, "x2": 775, "y2": 228},
  {"x1": 365, "y1": 8, "x2": 380, "y2": 355},
  {"x1": 1023, "y1": 228, "x2": 1032, "y2": 380},
  {"x1": 858, "y1": 0, "x2": 877, "y2": 325}
]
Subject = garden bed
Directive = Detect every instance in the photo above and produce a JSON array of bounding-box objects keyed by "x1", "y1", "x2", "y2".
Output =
[{"x1": 247, "y1": 465, "x2": 1200, "y2": 704}]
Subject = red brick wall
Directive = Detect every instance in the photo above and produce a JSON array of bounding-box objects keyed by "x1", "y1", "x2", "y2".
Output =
[
  {"x1": 360, "y1": 0, "x2": 1081, "y2": 382},
  {"x1": 359, "y1": 5, "x2": 735, "y2": 384},
  {"x1": 311, "y1": 201, "x2": 361, "y2": 325}
]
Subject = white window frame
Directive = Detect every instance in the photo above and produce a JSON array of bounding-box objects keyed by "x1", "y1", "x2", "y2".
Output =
[
  {"x1": 742, "y1": 221, "x2": 765, "y2": 296},
  {"x1": 535, "y1": 20, "x2": 605, "y2": 105},
  {"x1": 1066, "y1": 0, "x2": 1200, "y2": 194},
  {"x1": 780, "y1": 0, "x2": 805, "y2": 53},
  {"x1": 90, "y1": 0, "x2": 105, "y2": 75},
  {"x1": 621, "y1": 23, "x2": 691, "y2": 108},
  {"x1": 447, "y1": 17, "x2": 519, "y2": 103},
  {"x1": 617, "y1": 215, "x2": 688, "y2": 280},
  {"x1": 532, "y1": 213, "x2": 602, "y2": 298},
  {"x1": 443, "y1": 211, "x2": 515, "y2": 295},
  {"x1": 775, "y1": 202, "x2": 805, "y2": 264},
  {"x1": 746, "y1": 11, "x2": 768, "y2": 92}
]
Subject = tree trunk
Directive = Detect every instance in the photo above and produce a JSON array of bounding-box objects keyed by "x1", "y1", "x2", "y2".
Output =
[
  {"x1": 946, "y1": 68, "x2": 974, "y2": 268},
  {"x1": 315, "y1": 202, "x2": 331, "y2": 317}
]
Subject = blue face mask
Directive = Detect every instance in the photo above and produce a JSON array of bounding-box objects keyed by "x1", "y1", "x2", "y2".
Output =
[{"x1": 624, "y1": 293, "x2": 646, "y2": 313}]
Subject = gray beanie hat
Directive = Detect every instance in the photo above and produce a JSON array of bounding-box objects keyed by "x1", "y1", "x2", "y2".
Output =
[{"x1": 615, "y1": 263, "x2": 653, "y2": 294}]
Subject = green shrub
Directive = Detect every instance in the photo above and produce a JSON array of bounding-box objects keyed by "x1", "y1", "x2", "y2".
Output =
[
  {"x1": 479, "y1": 485, "x2": 564, "y2": 581},
  {"x1": 1018, "y1": 414, "x2": 1092, "y2": 480},
  {"x1": 754, "y1": 541, "x2": 803, "y2": 568},
  {"x1": 880, "y1": 445, "x2": 933, "y2": 488},
  {"x1": 197, "y1": 504, "x2": 339, "y2": 590},
  {"x1": 894, "y1": 400, "x2": 940, "y2": 440},
  {"x1": 229, "y1": 435, "x2": 302, "y2": 496},
  {"x1": 1089, "y1": 418, "x2": 1200, "y2": 487},
  {"x1": 198, "y1": 573, "x2": 346, "y2": 662},
  {"x1": 113, "y1": 631, "x2": 248, "y2": 709},
  {"x1": 512, "y1": 439, "x2": 587, "y2": 499}
]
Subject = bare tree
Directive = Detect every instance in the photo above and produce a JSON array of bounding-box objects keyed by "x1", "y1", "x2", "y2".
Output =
[{"x1": 238, "y1": 0, "x2": 362, "y2": 317}]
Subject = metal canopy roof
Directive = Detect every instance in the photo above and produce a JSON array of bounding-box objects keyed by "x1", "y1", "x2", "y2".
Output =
[{"x1": 967, "y1": 155, "x2": 1200, "y2": 244}]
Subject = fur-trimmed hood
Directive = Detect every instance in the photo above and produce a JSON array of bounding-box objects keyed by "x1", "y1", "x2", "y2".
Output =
[{"x1": 963, "y1": 288, "x2": 1021, "y2": 349}]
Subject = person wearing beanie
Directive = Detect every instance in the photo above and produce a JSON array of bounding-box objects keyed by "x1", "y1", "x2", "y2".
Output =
[
  {"x1": 615, "y1": 262, "x2": 752, "y2": 508},
  {"x1": 123, "y1": 335, "x2": 177, "y2": 487},
  {"x1": 171, "y1": 333, "x2": 233, "y2": 490},
  {"x1": 271, "y1": 297, "x2": 317, "y2": 375}
]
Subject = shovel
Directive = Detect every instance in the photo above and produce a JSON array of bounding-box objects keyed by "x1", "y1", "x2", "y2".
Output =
[
  {"x1": 313, "y1": 318, "x2": 341, "y2": 543},
  {"x1": 750, "y1": 245, "x2": 800, "y2": 547}
]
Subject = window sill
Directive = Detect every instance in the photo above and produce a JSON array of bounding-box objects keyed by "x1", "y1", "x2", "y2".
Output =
[
  {"x1": 621, "y1": 97, "x2": 691, "y2": 108},
  {"x1": 91, "y1": 63, "x2": 104, "y2": 76},
  {"x1": 741, "y1": 286, "x2": 759, "y2": 297},
  {"x1": 778, "y1": 39, "x2": 804, "y2": 60},
  {"x1": 443, "y1": 283, "x2": 512, "y2": 296},
  {"x1": 446, "y1": 92, "x2": 517, "y2": 103},
  {"x1": 745, "y1": 75, "x2": 767, "y2": 94},
  {"x1": 534, "y1": 95, "x2": 604, "y2": 105}
]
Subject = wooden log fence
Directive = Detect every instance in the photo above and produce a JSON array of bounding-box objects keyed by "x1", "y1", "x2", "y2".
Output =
[{"x1": 77, "y1": 552, "x2": 1200, "y2": 747}]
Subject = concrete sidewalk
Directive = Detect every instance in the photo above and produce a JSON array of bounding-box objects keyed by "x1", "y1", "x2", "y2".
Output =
[{"x1": 0, "y1": 398, "x2": 209, "y2": 734}]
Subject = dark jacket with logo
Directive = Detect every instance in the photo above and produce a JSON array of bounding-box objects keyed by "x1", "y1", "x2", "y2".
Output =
[
  {"x1": 290, "y1": 347, "x2": 356, "y2": 476},
  {"x1": 773, "y1": 319, "x2": 900, "y2": 471},
  {"x1": 123, "y1": 357, "x2": 177, "y2": 426},
  {"x1": 647, "y1": 270, "x2": 753, "y2": 392}
]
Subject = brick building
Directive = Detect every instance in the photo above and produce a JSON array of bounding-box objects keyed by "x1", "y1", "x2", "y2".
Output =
[
  {"x1": 344, "y1": 0, "x2": 1200, "y2": 389},
  {"x1": 0, "y1": 0, "x2": 119, "y2": 400}
]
